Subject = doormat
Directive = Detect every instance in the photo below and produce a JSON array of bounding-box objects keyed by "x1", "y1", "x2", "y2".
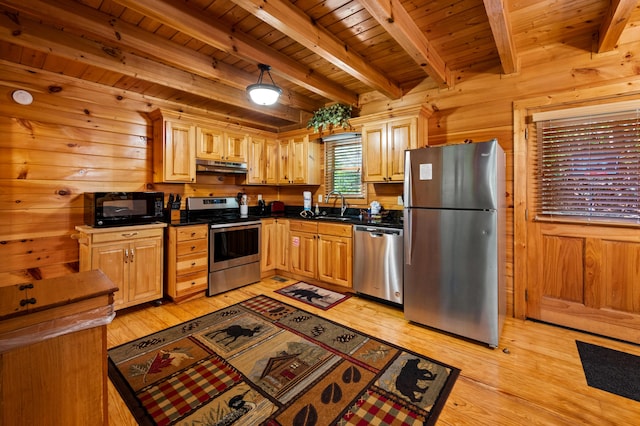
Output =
[
  {"x1": 275, "y1": 281, "x2": 351, "y2": 310},
  {"x1": 108, "y1": 295, "x2": 459, "y2": 425},
  {"x1": 576, "y1": 340, "x2": 640, "y2": 402}
]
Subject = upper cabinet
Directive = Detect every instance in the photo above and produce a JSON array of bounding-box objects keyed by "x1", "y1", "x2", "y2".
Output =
[
  {"x1": 247, "y1": 135, "x2": 278, "y2": 185},
  {"x1": 358, "y1": 106, "x2": 431, "y2": 183},
  {"x1": 277, "y1": 135, "x2": 321, "y2": 185},
  {"x1": 150, "y1": 109, "x2": 196, "y2": 183},
  {"x1": 197, "y1": 127, "x2": 247, "y2": 163}
]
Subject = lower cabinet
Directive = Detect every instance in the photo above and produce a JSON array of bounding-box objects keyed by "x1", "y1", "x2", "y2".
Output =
[
  {"x1": 261, "y1": 218, "x2": 290, "y2": 275},
  {"x1": 288, "y1": 220, "x2": 353, "y2": 288},
  {"x1": 76, "y1": 224, "x2": 165, "y2": 310},
  {"x1": 165, "y1": 224, "x2": 209, "y2": 301}
]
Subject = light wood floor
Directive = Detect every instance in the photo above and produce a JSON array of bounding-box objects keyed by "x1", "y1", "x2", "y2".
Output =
[{"x1": 107, "y1": 277, "x2": 640, "y2": 425}]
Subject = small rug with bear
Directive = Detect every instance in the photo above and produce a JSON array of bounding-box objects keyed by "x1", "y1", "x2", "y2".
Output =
[
  {"x1": 275, "y1": 281, "x2": 351, "y2": 310},
  {"x1": 108, "y1": 294, "x2": 459, "y2": 425}
]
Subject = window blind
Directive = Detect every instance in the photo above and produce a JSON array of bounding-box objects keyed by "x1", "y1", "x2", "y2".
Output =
[
  {"x1": 324, "y1": 135, "x2": 364, "y2": 198},
  {"x1": 535, "y1": 109, "x2": 640, "y2": 222}
]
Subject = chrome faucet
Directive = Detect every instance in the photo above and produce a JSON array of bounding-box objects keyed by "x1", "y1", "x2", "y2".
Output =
[{"x1": 325, "y1": 190, "x2": 347, "y2": 216}]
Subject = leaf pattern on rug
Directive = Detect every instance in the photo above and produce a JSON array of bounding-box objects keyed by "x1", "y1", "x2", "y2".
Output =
[{"x1": 128, "y1": 347, "x2": 194, "y2": 383}]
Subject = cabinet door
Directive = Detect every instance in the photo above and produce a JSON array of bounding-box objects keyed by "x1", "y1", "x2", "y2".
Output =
[
  {"x1": 362, "y1": 121, "x2": 387, "y2": 182},
  {"x1": 275, "y1": 219, "x2": 290, "y2": 271},
  {"x1": 91, "y1": 243, "x2": 127, "y2": 308},
  {"x1": 289, "y1": 230, "x2": 316, "y2": 278},
  {"x1": 290, "y1": 135, "x2": 308, "y2": 184},
  {"x1": 129, "y1": 237, "x2": 163, "y2": 304},
  {"x1": 247, "y1": 136, "x2": 266, "y2": 184},
  {"x1": 165, "y1": 120, "x2": 196, "y2": 182},
  {"x1": 261, "y1": 219, "x2": 276, "y2": 273},
  {"x1": 278, "y1": 139, "x2": 292, "y2": 184},
  {"x1": 225, "y1": 131, "x2": 248, "y2": 162},
  {"x1": 317, "y1": 235, "x2": 352, "y2": 287},
  {"x1": 387, "y1": 117, "x2": 417, "y2": 182},
  {"x1": 264, "y1": 138, "x2": 279, "y2": 185},
  {"x1": 196, "y1": 126, "x2": 224, "y2": 161}
]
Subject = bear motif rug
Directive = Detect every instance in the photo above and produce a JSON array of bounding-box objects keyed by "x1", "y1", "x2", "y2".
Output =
[{"x1": 108, "y1": 295, "x2": 459, "y2": 425}]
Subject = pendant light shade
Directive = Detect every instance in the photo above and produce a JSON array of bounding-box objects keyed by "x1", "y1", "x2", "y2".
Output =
[{"x1": 247, "y1": 64, "x2": 282, "y2": 106}]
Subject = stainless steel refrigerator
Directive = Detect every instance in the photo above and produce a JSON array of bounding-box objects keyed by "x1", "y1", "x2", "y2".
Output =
[{"x1": 403, "y1": 139, "x2": 506, "y2": 347}]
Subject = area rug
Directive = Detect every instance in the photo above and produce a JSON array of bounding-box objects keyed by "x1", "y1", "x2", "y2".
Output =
[
  {"x1": 108, "y1": 295, "x2": 459, "y2": 425},
  {"x1": 576, "y1": 340, "x2": 640, "y2": 402},
  {"x1": 276, "y1": 281, "x2": 351, "y2": 310}
]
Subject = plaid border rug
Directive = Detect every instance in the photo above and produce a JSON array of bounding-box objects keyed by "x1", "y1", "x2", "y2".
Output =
[
  {"x1": 108, "y1": 295, "x2": 459, "y2": 425},
  {"x1": 275, "y1": 281, "x2": 351, "y2": 310}
]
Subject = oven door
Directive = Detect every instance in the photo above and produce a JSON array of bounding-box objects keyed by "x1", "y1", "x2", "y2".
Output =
[{"x1": 209, "y1": 221, "x2": 261, "y2": 271}]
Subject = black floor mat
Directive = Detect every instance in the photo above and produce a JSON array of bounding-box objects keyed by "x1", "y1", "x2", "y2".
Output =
[{"x1": 576, "y1": 340, "x2": 640, "y2": 402}]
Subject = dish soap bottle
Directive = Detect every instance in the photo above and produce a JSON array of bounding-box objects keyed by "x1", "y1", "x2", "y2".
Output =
[{"x1": 315, "y1": 203, "x2": 320, "y2": 215}]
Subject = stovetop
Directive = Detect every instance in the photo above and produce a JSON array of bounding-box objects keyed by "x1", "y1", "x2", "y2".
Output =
[{"x1": 186, "y1": 196, "x2": 262, "y2": 226}]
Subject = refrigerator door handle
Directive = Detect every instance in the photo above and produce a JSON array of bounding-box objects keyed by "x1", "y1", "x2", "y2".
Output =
[{"x1": 404, "y1": 210, "x2": 412, "y2": 265}]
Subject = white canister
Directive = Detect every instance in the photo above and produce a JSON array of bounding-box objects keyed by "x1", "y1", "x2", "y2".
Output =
[
  {"x1": 303, "y1": 191, "x2": 312, "y2": 211},
  {"x1": 240, "y1": 204, "x2": 248, "y2": 217}
]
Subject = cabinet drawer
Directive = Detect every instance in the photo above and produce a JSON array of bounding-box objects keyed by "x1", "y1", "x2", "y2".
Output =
[
  {"x1": 318, "y1": 222, "x2": 352, "y2": 237},
  {"x1": 175, "y1": 270, "x2": 208, "y2": 293},
  {"x1": 177, "y1": 238, "x2": 208, "y2": 255},
  {"x1": 176, "y1": 253, "x2": 208, "y2": 274},
  {"x1": 288, "y1": 220, "x2": 318, "y2": 233},
  {"x1": 90, "y1": 228, "x2": 163, "y2": 244},
  {"x1": 176, "y1": 225, "x2": 208, "y2": 241}
]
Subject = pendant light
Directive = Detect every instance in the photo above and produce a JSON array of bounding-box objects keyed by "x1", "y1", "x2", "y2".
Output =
[{"x1": 247, "y1": 64, "x2": 282, "y2": 106}]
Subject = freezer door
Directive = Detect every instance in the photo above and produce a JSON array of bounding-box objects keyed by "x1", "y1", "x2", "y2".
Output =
[
  {"x1": 404, "y1": 140, "x2": 502, "y2": 210},
  {"x1": 403, "y1": 207, "x2": 504, "y2": 346}
]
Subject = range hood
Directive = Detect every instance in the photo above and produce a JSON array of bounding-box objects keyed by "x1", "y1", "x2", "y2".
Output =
[{"x1": 196, "y1": 159, "x2": 248, "y2": 174}]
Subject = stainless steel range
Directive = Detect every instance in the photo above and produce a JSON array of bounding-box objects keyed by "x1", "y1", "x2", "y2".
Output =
[{"x1": 186, "y1": 197, "x2": 261, "y2": 296}]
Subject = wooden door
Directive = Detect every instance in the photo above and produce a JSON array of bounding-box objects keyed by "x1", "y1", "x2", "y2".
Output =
[
  {"x1": 520, "y1": 117, "x2": 640, "y2": 343},
  {"x1": 278, "y1": 139, "x2": 292, "y2": 184},
  {"x1": 317, "y1": 234, "x2": 352, "y2": 287},
  {"x1": 164, "y1": 120, "x2": 195, "y2": 182},
  {"x1": 260, "y1": 219, "x2": 276, "y2": 273},
  {"x1": 290, "y1": 135, "x2": 308, "y2": 184},
  {"x1": 91, "y1": 243, "x2": 127, "y2": 308},
  {"x1": 224, "y1": 131, "x2": 247, "y2": 162},
  {"x1": 289, "y1": 230, "x2": 316, "y2": 279},
  {"x1": 264, "y1": 138, "x2": 279, "y2": 185},
  {"x1": 387, "y1": 117, "x2": 416, "y2": 182},
  {"x1": 128, "y1": 237, "x2": 163, "y2": 305},
  {"x1": 247, "y1": 136, "x2": 265, "y2": 184},
  {"x1": 196, "y1": 126, "x2": 224, "y2": 160},
  {"x1": 362, "y1": 121, "x2": 387, "y2": 182},
  {"x1": 275, "y1": 219, "x2": 290, "y2": 271}
]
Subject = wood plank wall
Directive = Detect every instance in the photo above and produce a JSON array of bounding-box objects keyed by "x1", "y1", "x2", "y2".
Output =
[{"x1": 2, "y1": 28, "x2": 640, "y2": 320}]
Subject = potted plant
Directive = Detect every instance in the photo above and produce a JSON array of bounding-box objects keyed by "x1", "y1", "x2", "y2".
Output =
[{"x1": 307, "y1": 103, "x2": 352, "y2": 133}]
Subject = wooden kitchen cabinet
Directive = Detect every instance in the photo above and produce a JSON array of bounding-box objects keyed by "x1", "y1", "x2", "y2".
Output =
[
  {"x1": 150, "y1": 109, "x2": 197, "y2": 183},
  {"x1": 247, "y1": 135, "x2": 278, "y2": 185},
  {"x1": 317, "y1": 222, "x2": 353, "y2": 287},
  {"x1": 196, "y1": 126, "x2": 248, "y2": 163},
  {"x1": 278, "y1": 135, "x2": 321, "y2": 185},
  {"x1": 0, "y1": 270, "x2": 117, "y2": 426},
  {"x1": 75, "y1": 223, "x2": 165, "y2": 310},
  {"x1": 262, "y1": 218, "x2": 290, "y2": 274},
  {"x1": 275, "y1": 219, "x2": 290, "y2": 271},
  {"x1": 165, "y1": 224, "x2": 209, "y2": 301},
  {"x1": 289, "y1": 220, "x2": 318, "y2": 279},
  {"x1": 359, "y1": 106, "x2": 431, "y2": 183}
]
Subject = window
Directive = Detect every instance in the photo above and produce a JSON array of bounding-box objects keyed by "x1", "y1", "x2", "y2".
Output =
[
  {"x1": 324, "y1": 133, "x2": 364, "y2": 198},
  {"x1": 533, "y1": 105, "x2": 640, "y2": 223}
]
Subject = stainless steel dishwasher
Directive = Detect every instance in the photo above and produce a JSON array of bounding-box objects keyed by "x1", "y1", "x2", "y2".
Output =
[{"x1": 353, "y1": 225, "x2": 404, "y2": 305}]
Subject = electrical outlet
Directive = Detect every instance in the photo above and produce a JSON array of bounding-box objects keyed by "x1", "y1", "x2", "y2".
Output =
[
  {"x1": 318, "y1": 194, "x2": 323, "y2": 203},
  {"x1": 397, "y1": 195, "x2": 404, "y2": 205}
]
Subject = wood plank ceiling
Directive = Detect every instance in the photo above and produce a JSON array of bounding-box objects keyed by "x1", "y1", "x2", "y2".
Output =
[{"x1": 0, "y1": 0, "x2": 638, "y2": 132}]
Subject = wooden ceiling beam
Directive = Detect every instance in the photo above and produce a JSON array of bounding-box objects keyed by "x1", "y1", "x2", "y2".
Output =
[
  {"x1": 359, "y1": 0, "x2": 450, "y2": 86},
  {"x1": 111, "y1": 0, "x2": 359, "y2": 106},
  {"x1": 230, "y1": 0, "x2": 404, "y2": 99},
  {"x1": 597, "y1": 0, "x2": 637, "y2": 53},
  {"x1": 482, "y1": 0, "x2": 519, "y2": 74},
  {"x1": 0, "y1": 0, "x2": 321, "y2": 113},
  {"x1": 0, "y1": 11, "x2": 301, "y2": 123}
]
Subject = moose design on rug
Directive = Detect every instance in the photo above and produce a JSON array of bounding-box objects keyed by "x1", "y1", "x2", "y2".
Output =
[{"x1": 207, "y1": 324, "x2": 263, "y2": 346}]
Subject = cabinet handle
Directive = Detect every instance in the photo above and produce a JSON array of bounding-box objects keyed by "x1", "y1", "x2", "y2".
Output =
[
  {"x1": 191, "y1": 245, "x2": 196, "y2": 250},
  {"x1": 191, "y1": 262, "x2": 196, "y2": 266},
  {"x1": 121, "y1": 232, "x2": 139, "y2": 238},
  {"x1": 124, "y1": 248, "x2": 129, "y2": 263},
  {"x1": 130, "y1": 248, "x2": 135, "y2": 262},
  {"x1": 19, "y1": 283, "x2": 34, "y2": 291},
  {"x1": 20, "y1": 297, "x2": 37, "y2": 306},
  {"x1": 191, "y1": 232, "x2": 196, "y2": 237}
]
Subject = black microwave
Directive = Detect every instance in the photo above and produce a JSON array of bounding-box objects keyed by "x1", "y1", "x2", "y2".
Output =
[{"x1": 84, "y1": 192, "x2": 165, "y2": 227}]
